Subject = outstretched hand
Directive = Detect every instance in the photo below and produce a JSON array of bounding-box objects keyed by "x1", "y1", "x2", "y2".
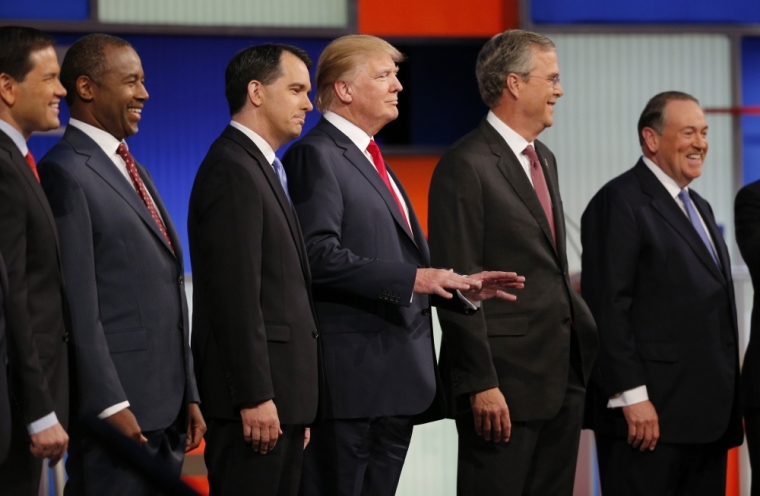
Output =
[{"x1": 461, "y1": 271, "x2": 525, "y2": 302}]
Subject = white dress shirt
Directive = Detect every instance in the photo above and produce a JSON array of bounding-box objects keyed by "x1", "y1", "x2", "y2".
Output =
[
  {"x1": 608, "y1": 156, "x2": 717, "y2": 409},
  {"x1": 229, "y1": 120, "x2": 277, "y2": 168},
  {"x1": 68, "y1": 119, "x2": 164, "y2": 225},
  {"x1": 0, "y1": 119, "x2": 61, "y2": 434},
  {"x1": 486, "y1": 111, "x2": 536, "y2": 187}
]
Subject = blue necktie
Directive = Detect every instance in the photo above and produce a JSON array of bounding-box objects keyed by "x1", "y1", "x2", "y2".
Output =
[
  {"x1": 272, "y1": 157, "x2": 291, "y2": 203},
  {"x1": 677, "y1": 189, "x2": 719, "y2": 267}
]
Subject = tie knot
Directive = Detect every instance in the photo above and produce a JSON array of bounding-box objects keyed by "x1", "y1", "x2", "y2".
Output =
[
  {"x1": 116, "y1": 142, "x2": 132, "y2": 163},
  {"x1": 678, "y1": 188, "x2": 691, "y2": 203},
  {"x1": 272, "y1": 156, "x2": 283, "y2": 170},
  {"x1": 522, "y1": 144, "x2": 540, "y2": 165},
  {"x1": 25, "y1": 150, "x2": 35, "y2": 167}
]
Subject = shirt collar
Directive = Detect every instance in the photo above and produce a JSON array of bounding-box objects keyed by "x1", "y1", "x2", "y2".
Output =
[
  {"x1": 68, "y1": 118, "x2": 125, "y2": 156},
  {"x1": 486, "y1": 110, "x2": 534, "y2": 158},
  {"x1": 0, "y1": 118, "x2": 28, "y2": 156},
  {"x1": 641, "y1": 155, "x2": 687, "y2": 199},
  {"x1": 323, "y1": 111, "x2": 372, "y2": 153},
  {"x1": 229, "y1": 120, "x2": 276, "y2": 165}
]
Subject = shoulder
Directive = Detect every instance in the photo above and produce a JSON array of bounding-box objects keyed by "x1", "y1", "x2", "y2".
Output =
[{"x1": 737, "y1": 178, "x2": 760, "y2": 206}]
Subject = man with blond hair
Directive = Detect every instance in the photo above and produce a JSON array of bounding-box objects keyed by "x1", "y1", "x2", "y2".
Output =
[
  {"x1": 283, "y1": 35, "x2": 522, "y2": 496},
  {"x1": 428, "y1": 30, "x2": 598, "y2": 495}
]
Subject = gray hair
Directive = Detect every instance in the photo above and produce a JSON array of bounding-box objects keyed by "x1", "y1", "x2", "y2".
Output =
[{"x1": 476, "y1": 29, "x2": 555, "y2": 108}]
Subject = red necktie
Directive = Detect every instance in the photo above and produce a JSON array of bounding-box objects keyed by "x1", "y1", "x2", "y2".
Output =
[
  {"x1": 116, "y1": 143, "x2": 175, "y2": 253},
  {"x1": 522, "y1": 145, "x2": 556, "y2": 245},
  {"x1": 366, "y1": 140, "x2": 411, "y2": 232},
  {"x1": 25, "y1": 151, "x2": 40, "y2": 182}
]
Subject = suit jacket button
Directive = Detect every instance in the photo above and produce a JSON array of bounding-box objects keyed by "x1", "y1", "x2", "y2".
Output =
[
  {"x1": 179, "y1": 275, "x2": 184, "y2": 285},
  {"x1": 312, "y1": 331, "x2": 319, "y2": 338},
  {"x1": 422, "y1": 308, "x2": 431, "y2": 316},
  {"x1": 179, "y1": 321, "x2": 184, "y2": 330}
]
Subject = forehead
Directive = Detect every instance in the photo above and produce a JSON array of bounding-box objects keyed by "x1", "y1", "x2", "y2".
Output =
[
  {"x1": 360, "y1": 51, "x2": 397, "y2": 73},
  {"x1": 27, "y1": 46, "x2": 59, "y2": 73},
  {"x1": 277, "y1": 50, "x2": 309, "y2": 76},
  {"x1": 102, "y1": 45, "x2": 143, "y2": 77},
  {"x1": 530, "y1": 49, "x2": 558, "y2": 72},
  {"x1": 663, "y1": 99, "x2": 706, "y2": 129}
]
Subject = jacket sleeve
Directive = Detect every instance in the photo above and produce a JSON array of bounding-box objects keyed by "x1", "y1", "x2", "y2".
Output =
[
  {"x1": 428, "y1": 152, "x2": 499, "y2": 396},
  {"x1": 191, "y1": 159, "x2": 274, "y2": 409},
  {"x1": 580, "y1": 186, "x2": 645, "y2": 397},
  {"x1": 0, "y1": 156, "x2": 56, "y2": 424},
  {"x1": 39, "y1": 159, "x2": 129, "y2": 417},
  {"x1": 283, "y1": 142, "x2": 417, "y2": 305}
]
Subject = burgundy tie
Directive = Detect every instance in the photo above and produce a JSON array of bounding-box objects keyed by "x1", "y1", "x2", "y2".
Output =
[
  {"x1": 366, "y1": 140, "x2": 411, "y2": 231},
  {"x1": 25, "y1": 151, "x2": 40, "y2": 183},
  {"x1": 522, "y1": 145, "x2": 556, "y2": 245},
  {"x1": 116, "y1": 143, "x2": 175, "y2": 254}
]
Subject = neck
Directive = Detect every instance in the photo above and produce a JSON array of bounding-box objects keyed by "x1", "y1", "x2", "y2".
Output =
[
  {"x1": 0, "y1": 110, "x2": 30, "y2": 140},
  {"x1": 232, "y1": 113, "x2": 281, "y2": 151},
  {"x1": 490, "y1": 104, "x2": 541, "y2": 143},
  {"x1": 329, "y1": 106, "x2": 380, "y2": 137}
]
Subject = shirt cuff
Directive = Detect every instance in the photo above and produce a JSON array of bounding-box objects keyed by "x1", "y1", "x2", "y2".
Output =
[
  {"x1": 27, "y1": 412, "x2": 59, "y2": 435},
  {"x1": 607, "y1": 385, "x2": 649, "y2": 408},
  {"x1": 456, "y1": 290, "x2": 480, "y2": 310},
  {"x1": 98, "y1": 401, "x2": 130, "y2": 419}
]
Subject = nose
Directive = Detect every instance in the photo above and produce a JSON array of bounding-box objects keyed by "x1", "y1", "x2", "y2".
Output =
[
  {"x1": 304, "y1": 93, "x2": 313, "y2": 112},
  {"x1": 391, "y1": 73, "x2": 403, "y2": 93},
  {"x1": 554, "y1": 81, "x2": 564, "y2": 98},
  {"x1": 694, "y1": 133, "x2": 707, "y2": 149},
  {"x1": 136, "y1": 81, "x2": 149, "y2": 101},
  {"x1": 54, "y1": 77, "x2": 66, "y2": 98}
]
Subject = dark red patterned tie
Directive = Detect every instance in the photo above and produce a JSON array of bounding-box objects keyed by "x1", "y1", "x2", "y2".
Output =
[
  {"x1": 522, "y1": 144, "x2": 556, "y2": 245},
  {"x1": 116, "y1": 143, "x2": 174, "y2": 253},
  {"x1": 366, "y1": 140, "x2": 411, "y2": 231},
  {"x1": 25, "y1": 151, "x2": 40, "y2": 182}
]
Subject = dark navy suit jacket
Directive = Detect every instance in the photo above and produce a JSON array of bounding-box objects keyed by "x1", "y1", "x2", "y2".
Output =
[
  {"x1": 582, "y1": 160, "x2": 742, "y2": 446},
  {"x1": 284, "y1": 117, "x2": 471, "y2": 421},
  {"x1": 39, "y1": 126, "x2": 198, "y2": 432},
  {"x1": 0, "y1": 252, "x2": 10, "y2": 464}
]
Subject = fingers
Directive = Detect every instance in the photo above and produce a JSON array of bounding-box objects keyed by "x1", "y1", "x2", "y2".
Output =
[
  {"x1": 185, "y1": 427, "x2": 203, "y2": 452},
  {"x1": 255, "y1": 425, "x2": 266, "y2": 453},
  {"x1": 267, "y1": 425, "x2": 279, "y2": 453},
  {"x1": 434, "y1": 285, "x2": 455, "y2": 299},
  {"x1": 482, "y1": 413, "x2": 493, "y2": 441},
  {"x1": 139, "y1": 434, "x2": 148, "y2": 445},
  {"x1": 650, "y1": 422, "x2": 660, "y2": 451},
  {"x1": 494, "y1": 290, "x2": 517, "y2": 301},
  {"x1": 501, "y1": 411, "x2": 511, "y2": 443},
  {"x1": 491, "y1": 413, "x2": 502, "y2": 442},
  {"x1": 304, "y1": 427, "x2": 311, "y2": 450},
  {"x1": 243, "y1": 422, "x2": 253, "y2": 444},
  {"x1": 473, "y1": 410, "x2": 483, "y2": 437},
  {"x1": 627, "y1": 421, "x2": 636, "y2": 446}
]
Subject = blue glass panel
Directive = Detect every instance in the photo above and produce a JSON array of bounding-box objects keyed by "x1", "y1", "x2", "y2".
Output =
[
  {"x1": 0, "y1": 0, "x2": 88, "y2": 21},
  {"x1": 742, "y1": 38, "x2": 760, "y2": 185}
]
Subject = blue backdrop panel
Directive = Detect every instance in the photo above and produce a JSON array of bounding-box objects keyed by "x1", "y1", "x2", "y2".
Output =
[
  {"x1": 532, "y1": 0, "x2": 760, "y2": 24},
  {"x1": 0, "y1": 0, "x2": 88, "y2": 21},
  {"x1": 742, "y1": 38, "x2": 760, "y2": 186},
  {"x1": 29, "y1": 34, "x2": 328, "y2": 271}
]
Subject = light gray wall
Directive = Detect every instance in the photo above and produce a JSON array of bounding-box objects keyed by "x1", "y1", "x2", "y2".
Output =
[
  {"x1": 98, "y1": 0, "x2": 349, "y2": 27},
  {"x1": 540, "y1": 34, "x2": 734, "y2": 273}
]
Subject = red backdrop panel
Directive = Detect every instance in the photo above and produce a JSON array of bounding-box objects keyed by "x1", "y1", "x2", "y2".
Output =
[{"x1": 358, "y1": 0, "x2": 518, "y2": 37}]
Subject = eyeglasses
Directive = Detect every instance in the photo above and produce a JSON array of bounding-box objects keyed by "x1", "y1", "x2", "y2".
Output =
[{"x1": 522, "y1": 74, "x2": 561, "y2": 88}]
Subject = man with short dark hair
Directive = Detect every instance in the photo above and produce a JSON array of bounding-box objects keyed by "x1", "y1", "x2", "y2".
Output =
[
  {"x1": 188, "y1": 43, "x2": 319, "y2": 496},
  {"x1": 37, "y1": 33, "x2": 205, "y2": 494},
  {"x1": 0, "y1": 25, "x2": 70, "y2": 495},
  {"x1": 582, "y1": 91, "x2": 742, "y2": 495},
  {"x1": 428, "y1": 29, "x2": 598, "y2": 496}
]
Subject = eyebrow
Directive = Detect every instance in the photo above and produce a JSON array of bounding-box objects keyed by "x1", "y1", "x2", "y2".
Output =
[{"x1": 289, "y1": 83, "x2": 309, "y2": 90}]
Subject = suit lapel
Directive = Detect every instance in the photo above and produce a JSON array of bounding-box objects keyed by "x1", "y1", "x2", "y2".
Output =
[
  {"x1": 387, "y1": 166, "x2": 428, "y2": 262},
  {"x1": 691, "y1": 191, "x2": 731, "y2": 284},
  {"x1": 0, "y1": 132, "x2": 61, "y2": 247},
  {"x1": 480, "y1": 120, "x2": 558, "y2": 257},
  {"x1": 63, "y1": 127, "x2": 176, "y2": 258},
  {"x1": 138, "y1": 164, "x2": 181, "y2": 261},
  {"x1": 635, "y1": 162, "x2": 726, "y2": 285},
  {"x1": 317, "y1": 119, "x2": 417, "y2": 248},
  {"x1": 223, "y1": 126, "x2": 309, "y2": 274}
]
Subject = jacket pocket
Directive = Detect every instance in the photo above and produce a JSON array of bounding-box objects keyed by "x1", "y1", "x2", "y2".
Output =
[
  {"x1": 265, "y1": 323, "x2": 290, "y2": 342},
  {"x1": 637, "y1": 342, "x2": 679, "y2": 363},
  {"x1": 486, "y1": 314, "x2": 529, "y2": 336},
  {"x1": 105, "y1": 328, "x2": 148, "y2": 354}
]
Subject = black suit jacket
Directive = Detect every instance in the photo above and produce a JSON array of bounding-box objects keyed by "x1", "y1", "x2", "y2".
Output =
[
  {"x1": 581, "y1": 160, "x2": 742, "y2": 446},
  {"x1": 735, "y1": 179, "x2": 760, "y2": 412},
  {"x1": 188, "y1": 125, "x2": 319, "y2": 425},
  {"x1": 283, "y1": 117, "x2": 472, "y2": 421},
  {"x1": 0, "y1": 129, "x2": 69, "y2": 430},
  {"x1": 428, "y1": 118, "x2": 598, "y2": 421},
  {"x1": 0, "y1": 252, "x2": 10, "y2": 464},
  {"x1": 38, "y1": 126, "x2": 198, "y2": 432}
]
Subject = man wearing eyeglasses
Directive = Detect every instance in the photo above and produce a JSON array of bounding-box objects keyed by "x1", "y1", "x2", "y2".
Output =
[{"x1": 428, "y1": 29, "x2": 598, "y2": 496}]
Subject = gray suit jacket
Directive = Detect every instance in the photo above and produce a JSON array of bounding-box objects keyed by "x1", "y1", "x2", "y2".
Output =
[
  {"x1": 429, "y1": 118, "x2": 598, "y2": 421},
  {"x1": 39, "y1": 125, "x2": 198, "y2": 431}
]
